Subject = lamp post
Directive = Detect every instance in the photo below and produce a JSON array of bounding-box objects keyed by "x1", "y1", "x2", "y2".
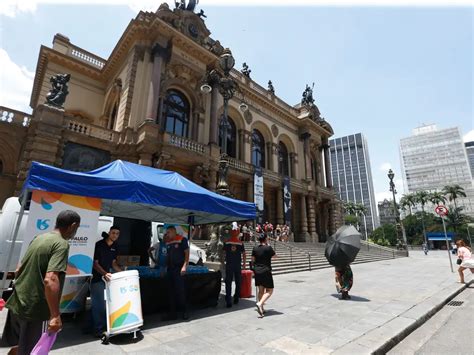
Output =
[
  {"x1": 201, "y1": 48, "x2": 248, "y2": 196},
  {"x1": 388, "y1": 169, "x2": 407, "y2": 251}
]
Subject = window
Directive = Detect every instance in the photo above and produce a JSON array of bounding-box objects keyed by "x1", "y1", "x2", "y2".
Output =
[
  {"x1": 278, "y1": 142, "x2": 289, "y2": 177},
  {"x1": 251, "y1": 129, "x2": 265, "y2": 168},
  {"x1": 162, "y1": 90, "x2": 190, "y2": 137},
  {"x1": 109, "y1": 102, "x2": 118, "y2": 130},
  {"x1": 219, "y1": 116, "x2": 237, "y2": 158}
]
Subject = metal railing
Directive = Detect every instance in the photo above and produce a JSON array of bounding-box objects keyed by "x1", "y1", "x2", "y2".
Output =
[{"x1": 267, "y1": 236, "x2": 312, "y2": 271}]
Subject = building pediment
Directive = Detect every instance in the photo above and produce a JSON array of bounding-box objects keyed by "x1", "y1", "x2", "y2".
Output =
[{"x1": 156, "y1": 2, "x2": 211, "y2": 46}]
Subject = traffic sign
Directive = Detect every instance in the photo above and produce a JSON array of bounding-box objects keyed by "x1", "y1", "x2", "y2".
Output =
[{"x1": 435, "y1": 205, "x2": 449, "y2": 217}]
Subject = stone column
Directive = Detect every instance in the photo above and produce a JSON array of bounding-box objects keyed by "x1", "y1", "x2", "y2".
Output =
[
  {"x1": 266, "y1": 142, "x2": 273, "y2": 170},
  {"x1": 192, "y1": 112, "x2": 200, "y2": 141},
  {"x1": 145, "y1": 43, "x2": 168, "y2": 122},
  {"x1": 299, "y1": 194, "x2": 309, "y2": 242},
  {"x1": 323, "y1": 141, "x2": 332, "y2": 188},
  {"x1": 15, "y1": 105, "x2": 65, "y2": 192},
  {"x1": 271, "y1": 143, "x2": 279, "y2": 174},
  {"x1": 243, "y1": 130, "x2": 252, "y2": 164},
  {"x1": 209, "y1": 83, "x2": 219, "y2": 145},
  {"x1": 247, "y1": 180, "x2": 254, "y2": 203},
  {"x1": 307, "y1": 197, "x2": 318, "y2": 242},
  {"x1": 276, "y1": 187, "x2": 284, "y2": 225},
  {"x1": 300, "y1": 132, "x2": 312, "y2": 180}
]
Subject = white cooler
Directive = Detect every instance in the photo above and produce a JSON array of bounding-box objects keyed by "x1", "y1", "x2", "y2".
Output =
[{"x1": 103, "y1": 270, "x2": 143, "y2": 341}]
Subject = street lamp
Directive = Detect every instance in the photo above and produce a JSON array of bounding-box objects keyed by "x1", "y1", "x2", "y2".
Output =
[
  {"x1": 201, "y1": 48, "x2": 248, "y2": 196},
  {"x1": 388, "y1": 169, "x2": 407, "y2": 250}
]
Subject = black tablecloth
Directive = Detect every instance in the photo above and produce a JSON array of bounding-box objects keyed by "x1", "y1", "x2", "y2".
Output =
[{"x1": 140, "y1": 271, "x2": 221, "y2": 315}]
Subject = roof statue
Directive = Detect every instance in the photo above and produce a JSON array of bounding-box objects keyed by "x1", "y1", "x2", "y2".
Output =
[
  {"x1": 241, "y1": 62, "x2": 251, "y2": 78},
  {"x1": 301, "y1": 82, "x2": 315, "y2": 107},
  {"x1": 45, "y1": 73, "x2": 70, "y2": 108}
]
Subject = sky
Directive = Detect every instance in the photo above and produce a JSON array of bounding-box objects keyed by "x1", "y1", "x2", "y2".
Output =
[{"x1": 0, "y1": 0, "x2": 472, "y2": 205}]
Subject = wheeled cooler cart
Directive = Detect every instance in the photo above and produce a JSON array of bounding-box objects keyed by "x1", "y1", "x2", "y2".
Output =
[{"x1": 101, "y1": 270, "x2": 144, "y2": 344}]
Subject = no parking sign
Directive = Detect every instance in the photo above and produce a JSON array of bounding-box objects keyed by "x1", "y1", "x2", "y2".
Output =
[{"x1": 435, "y1": 205, "x2": 449, "y2": 217}]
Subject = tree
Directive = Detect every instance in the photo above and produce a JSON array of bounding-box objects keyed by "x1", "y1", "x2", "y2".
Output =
[
  {"x1": 369, "y1": 224, "x2": 397, "y2": 247},
  {"x1": 343, "y1": 201, "x2": 357, "y2": 216},
  {"x1": 443, "y1": 184, "x2": 466, "y2": 210},
  {"x1": 415, "y1": 190, "x2": 430, "y2": 245},
  {"x1": 429, "y1": 191, "x2": 447, "y2": 206},
  {"x1": 400, "y1": 193, "x2": 416, "y2": 216},
  {"x1": 445, "y1": 207, "x2": 467, "y2": 231}
]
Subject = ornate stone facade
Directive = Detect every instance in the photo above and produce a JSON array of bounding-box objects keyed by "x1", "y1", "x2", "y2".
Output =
[{"x1": 0, "y1": 4, "x2": 343, "y2": 241}]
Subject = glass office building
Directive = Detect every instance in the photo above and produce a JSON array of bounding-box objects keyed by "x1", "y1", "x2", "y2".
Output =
[
  {"x1": 400, "y1": 125, "x2": 474, "y2": 218},
  {"x1": 329, "y1": 133, "x2": 379, "y2": 236}
]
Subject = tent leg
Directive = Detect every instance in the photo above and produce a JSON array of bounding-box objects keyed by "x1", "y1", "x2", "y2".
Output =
[{"x1": 1, "y1": 192, "x2": 28, "y2": 292}]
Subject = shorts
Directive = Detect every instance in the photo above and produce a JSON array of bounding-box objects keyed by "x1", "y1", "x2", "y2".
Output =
[
  {"x1": 460, "y1": 258, "x2": 474, "y2": 268},
  {"x1": 9, "y1": 311, "x2": 47, "y2": 355},
  {"x1": 254, "y1": 270, "x2": 274, "y2": 289}
]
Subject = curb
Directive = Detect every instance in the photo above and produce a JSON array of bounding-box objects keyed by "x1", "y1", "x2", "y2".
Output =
[{"x1": 372, "y1": 280, "x2": 473, "y2": 355}]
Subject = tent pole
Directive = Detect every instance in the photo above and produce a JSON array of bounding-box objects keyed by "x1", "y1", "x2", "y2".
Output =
[{"x1": 1, "y1": 191, "x2": 28, "y2": 292}]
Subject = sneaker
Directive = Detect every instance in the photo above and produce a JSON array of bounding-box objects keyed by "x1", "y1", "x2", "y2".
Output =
[{"x1": 256, "y1": 303, "x2": 264, "y2": 317}]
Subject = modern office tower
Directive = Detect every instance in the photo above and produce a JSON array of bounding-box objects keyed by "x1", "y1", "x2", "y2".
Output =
[
  {"x1": 329, "y1": 133, "x2": 379, "y2": 236},
  {"x1": 466, "y1": 141, "x2": 474, "y2": 178},
  {"x1": 400, "y1": 125, "x2": 474, "y2": 217}
]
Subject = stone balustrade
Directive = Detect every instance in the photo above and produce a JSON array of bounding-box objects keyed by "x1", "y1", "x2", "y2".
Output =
[
  {"x1": 227, "y1": 157, "x2": 253, "y2": 173},
  {"x1": 0, "y1": 106, "x2": 31, "y2": 127},
  {"x1": 64, "y1": 118, "x2": 118, "y2": 142},
  {"x1": 167, "y1": 134, "x2": 205, "y2": 154},
  {"x1": 70, "y1": 47, "x2": 105, "y2": 69}
]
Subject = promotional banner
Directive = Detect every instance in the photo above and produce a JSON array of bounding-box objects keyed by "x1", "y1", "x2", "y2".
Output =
[
  {"x1": 22, "y1": 190, "x2": 102, "y2": 276},
  {"x1": 283, "y1": 176, "x2": 292, "y2": 227},
  {"x1": 254, "y1": 167, "x2": 264, "y2": 225}
]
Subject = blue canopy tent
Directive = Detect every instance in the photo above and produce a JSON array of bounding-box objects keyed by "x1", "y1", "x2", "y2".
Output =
[
  {"x1": 21, "y1": 160, "x2": 256, "y2": 224},
  {"x1": 1, "y1": 160, "x2": 256, "y2": 290}
]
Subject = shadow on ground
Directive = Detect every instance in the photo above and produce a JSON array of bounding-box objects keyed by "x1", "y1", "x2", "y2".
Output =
[{"x1": 330, "y1": 294, "x2": 371, "y2": 302}]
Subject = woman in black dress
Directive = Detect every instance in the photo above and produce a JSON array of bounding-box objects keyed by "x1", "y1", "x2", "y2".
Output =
[{"x1": 252, "y1": 233, "x2": 276, "y2": 317}]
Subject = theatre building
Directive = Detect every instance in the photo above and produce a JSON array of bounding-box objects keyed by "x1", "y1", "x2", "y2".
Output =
[{"x1": 0, "y1": 3, "x2": 342, "y2": 242}]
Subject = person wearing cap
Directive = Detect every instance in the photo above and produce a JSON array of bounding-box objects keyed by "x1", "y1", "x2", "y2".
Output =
[
  {"x1": 223, "y1": 223, "x2": 246, "y2": 308},
  {"x1": 163, "y1": 225, "x2": 189, "y2": 321},
  {"x1": 251, "y1": 233, "x2": 275, "y2": 318}
]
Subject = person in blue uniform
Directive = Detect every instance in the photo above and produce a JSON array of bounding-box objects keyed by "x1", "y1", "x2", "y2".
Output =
[
  {"x1": 148, "y1": 232, "x2": 169, "y2": 276},
  {"x1": 163, "y1": 225, "x2": 189, "y2": 321},
  {"x1": 223, "y1": 224, "x2": 246, "y2": 308}
]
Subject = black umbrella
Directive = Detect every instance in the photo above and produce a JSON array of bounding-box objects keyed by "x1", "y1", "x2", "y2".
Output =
[{"x1": 325, "y1": 225, "x2": 361, "y2": 267}]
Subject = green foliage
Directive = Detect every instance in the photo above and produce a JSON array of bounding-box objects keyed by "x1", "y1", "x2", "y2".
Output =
[
  {"x1": 344, "y1": 214, "x2": 359, "y2": 225},
  {"x1": 400, "y1": 193, "x2": 416, "y2": 215},
  {"x1": 443, "y1": 184, "x2": 467, "y2": 210},
  {"x1": 369, "y1": 224, "x2": 398, "y2": 246}
]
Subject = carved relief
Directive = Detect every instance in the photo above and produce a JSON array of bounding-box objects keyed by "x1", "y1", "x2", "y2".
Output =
[
  {"x1": 244, "y1": 109, "x2": 253, "y2": 124},
  {"x1": 271, "y1": 124, "x2": 279, "y2": 138},
  {"x1": 193, "y1": 163, "x2": 210, "y2": 185}
]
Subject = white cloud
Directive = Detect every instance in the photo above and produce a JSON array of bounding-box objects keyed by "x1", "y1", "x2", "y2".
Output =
[
  {"x1": 0, "y1": 48, "x2": 34, "y2": 113},
  {"x1": 375, "y1": 191, "x2": 392, "y2": 203},
  {"x1": 0, "y1": 0, "x2": 37, "y2": 17},
  {"x1": 1, "y1": 0, "x2": 472, "y2": 17},
  {"x1": 463, "y1": 130, "x2": 474, "y2": 143},
  {"x1": 379, "y1": 162, "x2": 392, "y2": 172}
]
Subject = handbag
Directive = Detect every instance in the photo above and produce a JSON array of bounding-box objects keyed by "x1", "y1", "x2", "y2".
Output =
[{"x1": 456, "y1": 258, "x2": 462, "y2": 265}]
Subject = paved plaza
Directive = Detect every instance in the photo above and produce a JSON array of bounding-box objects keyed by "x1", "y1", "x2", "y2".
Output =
[{"x1": 0, "y1": 251, "x2": 471, "y2": 354}]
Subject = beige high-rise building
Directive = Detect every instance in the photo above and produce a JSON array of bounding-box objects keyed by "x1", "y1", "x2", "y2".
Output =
[{"x1": 0, "y1": 3, "x2": 342, "y2": 241}]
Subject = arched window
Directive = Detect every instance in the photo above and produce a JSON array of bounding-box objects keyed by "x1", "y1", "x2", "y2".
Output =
[
  {"x1": 278, "y1": 142, "x2": 289, "y2": 177},
  {"x1": 162, "y1": 90, "x2": 190, "y2": 137},
  {"x1": 109, "y1": 102, "x2": 118, "y2": 130},
  {"x1": 219, "y1": 116, "x2": 237, "y2": 158},
  {"x1": 251, "y1": 129, "x2": 265, "y2": 168}
]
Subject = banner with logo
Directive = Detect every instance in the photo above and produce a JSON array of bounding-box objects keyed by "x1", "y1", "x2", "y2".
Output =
[
  {"x1": 21, "y1": 190, "x2": 102, "y2": 276},
  {"x1": 283, "y1": 176, "x2": 292, "y2": 227},
  {"x1": 254, "y1": 166, "x2": 264, "y2": 225}
]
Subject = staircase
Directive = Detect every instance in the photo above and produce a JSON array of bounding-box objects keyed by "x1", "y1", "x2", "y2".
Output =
[{"x1": 191, "y1": 239, "x2": 407, "y2": 276}]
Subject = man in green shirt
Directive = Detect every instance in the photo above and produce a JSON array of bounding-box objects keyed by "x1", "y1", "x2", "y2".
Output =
[{"x1": 6, "y1": 210, "x2": 80, "y2": 355}]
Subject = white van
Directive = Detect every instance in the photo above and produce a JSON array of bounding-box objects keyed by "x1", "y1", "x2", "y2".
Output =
[{"x1": 0, "y1": 197, "x2": 205, "y2": 274}]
